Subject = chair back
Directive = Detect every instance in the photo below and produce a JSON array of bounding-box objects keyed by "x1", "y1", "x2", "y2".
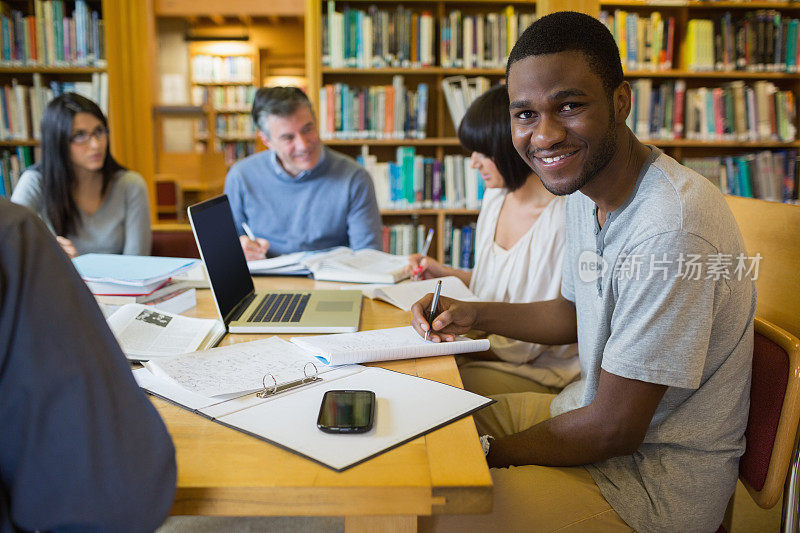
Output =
[{"x1": 740, "y1": 317, "x2": 800, "y2": 509}]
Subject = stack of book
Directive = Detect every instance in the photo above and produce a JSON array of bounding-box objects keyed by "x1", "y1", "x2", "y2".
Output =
[
  {"x1": 0, "y1": 72, "x2": 108, "y2": 142},
  {"x1": 358, "y1": 146, "x2": 485, "y2": 210},
  {"x1": 72, "y1": 254, "x2": 200, "y2": 315},
  {"x1": 0, "y1": 0, "x2": 106, "y2": 67},
  {"x1": 628, "y1": 79, "x2": 796, "y2": 143},
  {"x1": 684, "y1": 150, "x2": 798, "y2": 203},
  {"x1": 682, "y1": 12, "x2": 800, "y2": 73},
  {"x1": 0, "y1": 146, "x2": 35, "y2": 198},
  {"x1": 318, "y1": 76, "x2": 428, "y2": 140},
  {"x1": 191, "y1": 55, "x2": 252, "y2": 83},
  {"x1": 440, "y1": 7, "x2": 536, "y2": 69},
  {"x1": 323, "y1": 3, "x2": 435, "y2": 69},
  {"x1": 599, "y1": 10, "x2": 676, "y2": 71},
  {"x1": 443, "y1": 219, "x2": 476, "y2": 270},
  {"x1": 441, "y1": 75, "x2": 491, "y2": 130}
]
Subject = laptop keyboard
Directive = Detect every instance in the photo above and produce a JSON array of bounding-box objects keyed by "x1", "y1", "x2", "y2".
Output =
[{"x1": 247, "y1": 293, "x2": 311, "y2": 323}]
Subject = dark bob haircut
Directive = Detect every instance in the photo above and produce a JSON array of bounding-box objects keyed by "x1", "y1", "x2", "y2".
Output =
[
  {"x1": 252, "y1": 86, "x2": 313, "y2": 134},
  {"x1": 507, "y1": 11, "x2": 624, "y2": 96},
  {"x1": 457, "y1": 84, "x2": 532, "y2": 192},
  {"x1": 39, "y1": 92, "x2": 125, "y2": 237}
]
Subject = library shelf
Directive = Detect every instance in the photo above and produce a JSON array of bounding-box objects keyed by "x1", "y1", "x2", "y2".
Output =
[
  {"x1": 0, "y1": 66, "x2": 107, "y2": 74},
  {"x1": 624, "y1": 70, "x2": 800, "y2": 79},
  {"x1": 0, "y1": 140, "x2": 39, "y2": 147},
  {"x1": 324, "y1": 138, "x2": 462, "y2": 146}
]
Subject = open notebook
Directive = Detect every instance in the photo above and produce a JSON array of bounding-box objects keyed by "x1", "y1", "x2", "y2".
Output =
[
  {"x1": 249, "y1": 248, "x2": 409, "y2": 284},
  {"x1": 345, "y1": 276, "x2": 480, "y2": 311},
  {"x1": 134, "y1": 337, "x2": 492, "y2": 471},
  {"x1": 290, "y1": 326, "x2": 490, "y2": 366}
]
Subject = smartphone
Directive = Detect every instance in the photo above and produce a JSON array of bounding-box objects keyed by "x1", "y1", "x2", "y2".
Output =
[{"x1": 317, "y1": 390, "x2": 376, "y2": 434}]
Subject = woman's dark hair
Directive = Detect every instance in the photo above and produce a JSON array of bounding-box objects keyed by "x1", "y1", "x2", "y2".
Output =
[
  {"x1": 457, "y1": 84, "x2": 533, "y2": 192},
  {"x1": 39, "y1": 92, "x2": 125, "y2": 236}
]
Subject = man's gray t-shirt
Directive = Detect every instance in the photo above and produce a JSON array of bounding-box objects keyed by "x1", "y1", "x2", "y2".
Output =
[{"x1": 554, "y1": 148, "x2": 755, "y2": 532}]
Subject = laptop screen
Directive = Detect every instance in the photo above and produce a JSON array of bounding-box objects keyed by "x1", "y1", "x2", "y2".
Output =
[{"x1": 188, "y1": 195, "x2": 254, "y2": 322}]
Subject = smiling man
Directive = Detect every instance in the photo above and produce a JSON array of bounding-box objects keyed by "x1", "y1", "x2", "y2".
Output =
[
  {"x1": 224, "y1": 87, "x2": 382, "y2": 259},
  {"x1": 413, "y1": 12, "x2": 755, "y2": 532}
]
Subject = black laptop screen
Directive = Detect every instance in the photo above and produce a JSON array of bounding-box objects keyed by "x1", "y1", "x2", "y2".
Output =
[{"x1": 188, "y1": 195, "x2": 254, "y2": 322}]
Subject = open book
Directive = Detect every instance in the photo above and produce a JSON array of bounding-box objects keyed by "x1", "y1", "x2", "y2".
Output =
[
  {"x1": 107, "y1": 303, "x2": 225, "y2": 361},
  {"x1": 133, "y1": 337, "x2": 493, "y2": 471},
  {"x1": 249, "y1": 247, "x2": 409, "y2": 284},
  {"x1": 347, "y1": 276, "x2": 480, "y2": 311},
  {"x1": 290, "y1": 326, "x2": 490, "y2": 366}
]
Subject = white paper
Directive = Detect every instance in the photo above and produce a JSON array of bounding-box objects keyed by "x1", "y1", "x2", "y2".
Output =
[
  {"x1": 218, "y1": 366, "x2": 492, "y2": 471},
  {"x1": 367, "y1": 276, "x2": 479, "y2": 311},
  {"x1": 144, "y1": 337, "x2": 326, "y2": 397},
  {"x1": 107, "y1": 304, "x2": 217, "y2": 358},
  {"x1": 291, "y1": 326, "x2": 490, "y2": 366}
]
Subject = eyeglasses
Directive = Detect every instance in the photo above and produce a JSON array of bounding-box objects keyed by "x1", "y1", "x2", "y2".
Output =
[{"x1": 70, "y1": 127, "x2": 108, "y2": 145}]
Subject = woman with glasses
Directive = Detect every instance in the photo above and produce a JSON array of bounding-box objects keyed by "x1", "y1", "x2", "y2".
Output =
[
  {"x1": 407, "y1": 84, "x2": 579, "y2": 396},
  {"x1": 11, "y1": 93, "x2": 151, "y2": 257}
]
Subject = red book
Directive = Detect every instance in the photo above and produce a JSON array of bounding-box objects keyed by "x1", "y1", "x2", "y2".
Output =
[
  {"x1": 673, "y1": 80, "x2": 686, "y2": 139},
  {"x1": 665, "y1": 17, "x2": 675, "y2": 69},
  {"x1": 381, "y1": 226, "x2": 390, "y2": 253},
  {"x1": 26, "y1": 16, "x2": 37, "y2": 62},
  {"x1": 712, "y1": 88, "x2": 725, "y2": 140}
]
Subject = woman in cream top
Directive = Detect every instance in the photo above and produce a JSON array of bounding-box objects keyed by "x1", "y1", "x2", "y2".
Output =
[{"x1": 408, "y1": 85, "x2": 578, "y2": 393}]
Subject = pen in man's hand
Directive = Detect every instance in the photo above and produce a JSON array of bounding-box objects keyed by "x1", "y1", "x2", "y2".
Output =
[
  {"x1": 413, "y1": 228, "x2": 435, "y2": 280},
  {"x1": 242, "y1": 222, "x2": 257, "y2": 241},
  {"x1": 425, "y1": 279, "x2": 443, "y2": 341}
]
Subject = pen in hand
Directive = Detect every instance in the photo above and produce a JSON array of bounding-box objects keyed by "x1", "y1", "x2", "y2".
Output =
[
  {"x1": 412, "y1": 228, "x2": 435, "y2": 280},
  {"x1": 242, "y1": 222, "x2": 257, "y2": 241},
  {"x1": 424, "y1": 279, "x2": 443, "y2": 341}
]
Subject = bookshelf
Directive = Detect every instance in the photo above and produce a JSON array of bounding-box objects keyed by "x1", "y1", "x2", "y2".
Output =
[
  {"x1": 0, "y1": 0, "x2": 109, "y2": 198},
  {"x1": 305, "y1": 0, "x2": 539, "y2": 264},
  {"x1": 598, "y1": 1, "x2": 800, "y2": 202}
]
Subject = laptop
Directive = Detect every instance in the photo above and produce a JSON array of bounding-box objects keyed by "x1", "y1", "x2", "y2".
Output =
[{"x1": 188, "y1": 195, "x2": 362, "y2": 333}]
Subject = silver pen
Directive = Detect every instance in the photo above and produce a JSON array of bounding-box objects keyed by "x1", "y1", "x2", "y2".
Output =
[{"x1": 425, "y1": 280, "x2": 443, "y2": 341}]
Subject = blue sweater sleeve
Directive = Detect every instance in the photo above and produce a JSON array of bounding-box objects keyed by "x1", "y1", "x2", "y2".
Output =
[
  {"x1": 346, "y1": 168, "x2": 382, "y2": 251},
  {"x1": 0, "y1": 201, "x2": 176, "y2": 533},
  {"x1": 224, "y1": 164, "x2": 246, "y2": 236}
]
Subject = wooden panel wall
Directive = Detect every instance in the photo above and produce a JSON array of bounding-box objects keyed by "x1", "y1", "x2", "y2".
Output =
[{"x1": 104, "y1": 0, "x2": 158, "y2": 219}]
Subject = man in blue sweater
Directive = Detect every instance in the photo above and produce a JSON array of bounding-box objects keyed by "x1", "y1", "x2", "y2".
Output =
[{"x1": 224, "y1": 86, "x2": 382, "y2": 260}]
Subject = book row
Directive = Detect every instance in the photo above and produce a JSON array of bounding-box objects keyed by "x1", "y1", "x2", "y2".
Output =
[
  {"x1": 443, "y1": 219, "x2": 476, "y2": 270},
  {"x1": 600, "y1": 10, "x2": 675, "y2": 71},
  {"x1": 0, "y1": 0, "x2": 105, "y2": 67},
  {"x1": 191, "y1": 55, "x2": 253, "y2": 84},
  {"x1": 220, "y1": 141, "x2": 255, "y2": 167},
  {"x1": 439, "y1": 7, "x2": 536, "y2": 69},
  {"x1": 319, "y1": 77, "x2": 429, "y2": 140},
  {"x1": 321, "y1": 2, "x2": 535, "y2": 69},
  {"x1": 0, "y1": 72, "x2": 107, "y2": 141},
  {"x1": 381, "y1": 223, "x2": 428, "y2": 257},
  {"x1": 628, "y1": 79, "x2": 796, "y2": 142},
  {"x1": 214, "y1": 113, "x2": 255, "y2": 138},
  {"x1": 191, "y1": 85, "x2": 255, "y2": 111},
  {"x1": 684, "y1": 149, "x2": 798, "y2": 203},
  {"x1": 683, "y1": 12, "x2": 800, "y2": 73},
  {"x1": 0, "y1": 146, "x2": 36, "y2": 198},
  {"x1": 359, "y1": 148, "x2": 485, "y2": 210},
  {"x1": 441, "y1": 75, "x2": 491, "y2": 130}
]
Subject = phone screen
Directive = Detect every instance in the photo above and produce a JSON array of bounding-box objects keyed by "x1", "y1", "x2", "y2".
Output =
[{"x1": 317, "y1": 390, "x2": 376, "y2": 433}]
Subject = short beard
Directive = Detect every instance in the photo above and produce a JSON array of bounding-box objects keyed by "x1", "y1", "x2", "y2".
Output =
[{"x1": 538, "y1": 124, "x2": 617, "y2": 196}]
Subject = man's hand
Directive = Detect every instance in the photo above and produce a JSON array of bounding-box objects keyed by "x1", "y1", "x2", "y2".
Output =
[
  {"x1": 239, "y1": 235, "x2": 270, "y2": 261},
  {"x1": 410, "y1": 294, "x2": 478, "y2": 342},
  {"x1": 56, "y1": 236, "x2": 77, "y2": 258}
]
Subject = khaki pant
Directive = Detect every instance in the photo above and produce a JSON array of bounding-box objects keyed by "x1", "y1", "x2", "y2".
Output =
[{"x1": 419, "y1": 392, "x2": 633, "y2": 533}]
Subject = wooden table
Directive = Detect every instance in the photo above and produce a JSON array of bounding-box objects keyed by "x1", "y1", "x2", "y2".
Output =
[{"x1": 149, "y1": 276, "x2": 493, "y2": 532}]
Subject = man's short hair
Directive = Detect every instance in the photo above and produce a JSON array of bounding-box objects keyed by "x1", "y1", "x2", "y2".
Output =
[
  {"x1": 506, "y1": 11, "x2": 624, "y2": 96},
  {"x1": 252, "y1": 86, "x2": 313, "y2": 135}
]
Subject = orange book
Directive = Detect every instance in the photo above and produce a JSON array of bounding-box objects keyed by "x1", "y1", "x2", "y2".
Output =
[
  {"x1": 26, "y1": 16, "x2": 36, "y2": 62},
  {"x1": 411, "y1": 13, "x2": 418, "y2": 66}
]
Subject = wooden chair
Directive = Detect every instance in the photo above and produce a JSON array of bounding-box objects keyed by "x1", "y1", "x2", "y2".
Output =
[{"x1": 720, "y1": 317, "x2": 800, "y2": 532}]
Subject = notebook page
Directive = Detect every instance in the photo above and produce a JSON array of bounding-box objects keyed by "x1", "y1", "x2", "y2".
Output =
[
  {"x1": 145, "y1": 337, "x2": 326, "y2": 397},
  {"x1": 372, "y1": 276, "x2": 479, "y2": 311},
  {"x1": 291, "y1": 326, "x2": 490, "y2": 366}
]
